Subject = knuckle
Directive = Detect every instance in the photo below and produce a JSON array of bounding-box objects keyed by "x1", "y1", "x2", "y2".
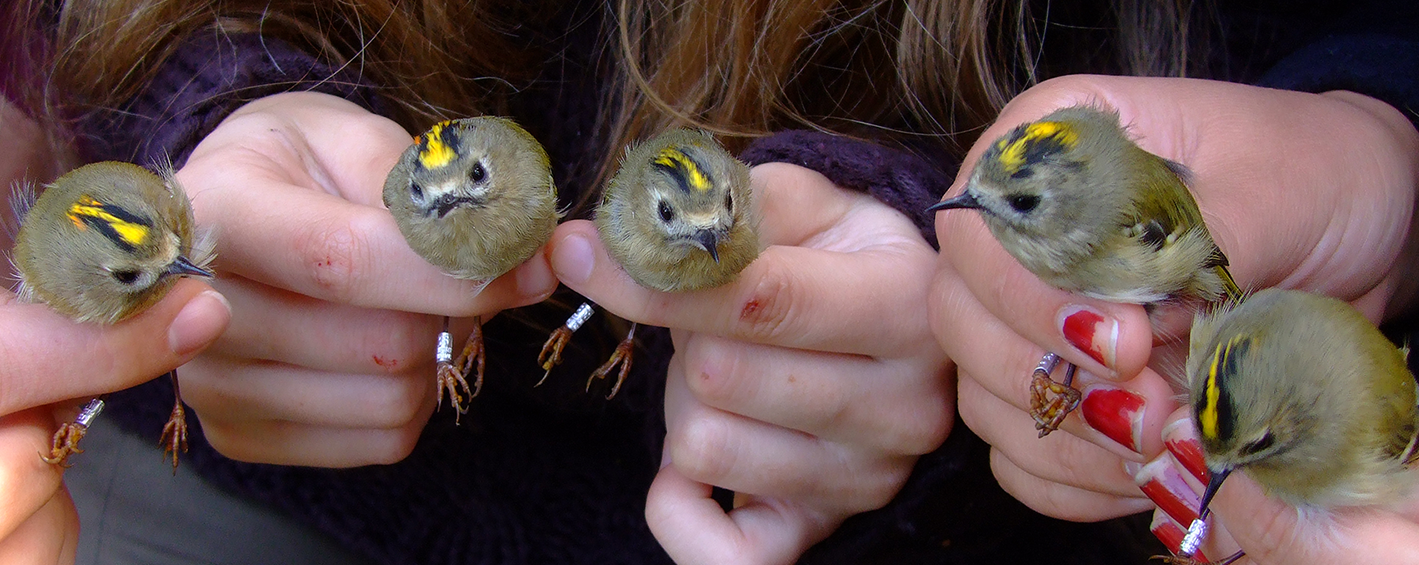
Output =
[
  {"x1": 354, "y1": 312, "x2": 431, "y2": 375},
  {"x1": 667, "y1": 415, "x2": 735, "y2": 483},
  {"x1": 364, "y1": 428, "x2": 421, "y2": 465},
  {"x1": 857, "y1": 461, "x2": 914, "y2": 510},
  {"x1": 888, "y1": 401, "x2": 953, "y2": 456},
  {"x1": 297, "y1": 218, "x2": 371, "y2": 304},
  {"x1": 355, "y1": 375, "x2": 427, "y2": 429},
  {"x1": 735, "y1": 258, "x2": 800, "y2": 342},
  {"x1": 680, "y1": 338, "x2": 742, "y2": 405}
]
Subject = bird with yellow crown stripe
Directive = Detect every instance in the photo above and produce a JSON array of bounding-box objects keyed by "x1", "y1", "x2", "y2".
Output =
[
  {"x1": 384, "y1": 117, "x2": 560, "y2": 418},
  {"x1": 1156, "y1": 288, "x2": 1419, "y2": 565},
  {"x1": 929, "y1": 105, "x2": 1241, "y2": 437},
  {"x1": 539, "y1": 128, "x2": 759, "y2": 398},
  {"x1": 13, "y1": 160, "x2": 215, "y2": 470}
]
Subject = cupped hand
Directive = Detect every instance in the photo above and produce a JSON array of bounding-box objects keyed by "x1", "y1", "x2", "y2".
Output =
[
  {"x1": 171, "y1": 92, "x2": 558, "y2": 467},
  {"x1": 550, "y1": 162, "x2": 953, "y2": 565},
  {"x1": 929, "y1": 74, "x2": 1419, "y2": 536},
  {"x1": 0, "y1": 279, "x2": 229, "y2": 564}
]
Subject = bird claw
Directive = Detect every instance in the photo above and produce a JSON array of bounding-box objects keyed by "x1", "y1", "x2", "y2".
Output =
[
  {"x1": 160, "y1": 402, "x2": 188, "y2": 474},
  {"x1": 588, "y1": 332, "x2": 635, "y2": 399},
  {"x1": 537, "y1": 326, "x2": 573, "y2": 387},
  {"x1": 436, "y1": 320, "x2": 485, "y2": 423},
  {"x1": 1028, "y1": 353, "x2": 1081, "y2": 437},
  {"x1": 41, "y1": 422, "x2": 88, "y2": 467}
]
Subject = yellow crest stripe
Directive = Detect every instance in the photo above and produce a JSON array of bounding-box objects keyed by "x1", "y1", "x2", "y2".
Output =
[
  {"x1": 418, "y1": 120, "x2": 458, "y2": 170},
  {"x1": 1199, "y1": 335, "x2": 1245, "y2": 441},
  {"x1": 1199, "y1": 343, "x2": 1224, "y2": 440},
  {"x1": 998, "y1": 121, "x2": 1079, "y2": 175},
  {"x1": 66, "y1": 195, "x2": 151, "y2": 248},
  {"x1": 652, "y1": 148, "x2": 711, "y2": 193}
]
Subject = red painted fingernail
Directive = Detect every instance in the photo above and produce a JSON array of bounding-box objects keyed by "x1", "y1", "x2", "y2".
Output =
[
  {"x1": 1081, "y1": 385, "x2": 1145, "y2": 453},
  {"x1": 1164, "y1": 419, "x2": 1209, "y2": 485},
  {"x1": 1135, "y1": 454, "x2": 1201, "y2": 527},
  {"x1": 1059, "y1": 305, "x2": 1117, "y2": 369},
  {"x1": 1150, "y1": 511, "x2": 1210, "y2": 562}
]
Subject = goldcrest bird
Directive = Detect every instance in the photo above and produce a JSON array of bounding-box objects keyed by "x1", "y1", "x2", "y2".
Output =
[
  {"x1": 927, "y1": 105, "x2": 1241, "y2": 436},
  {"x1": 539, "y1": 128, "x2": 758, "y2": 398},
  {"x1": 1164, "y1": 288, "x2": 1419, "y2": 565},
  {"x1": 384, "y1": 117, "x2": 559, "y2": 415},
  {"x1": 12, "y1": 160, "x2": 215, "y2": 470}
]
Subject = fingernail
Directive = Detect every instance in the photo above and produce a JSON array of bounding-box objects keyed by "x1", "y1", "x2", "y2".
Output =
[
  {"x1": 1059, "y1": 305, "x2": 1117, "y2": 369},
  {"x1": 1135, "y1": 453, "x2": 1201, "y2": 527},
  {"x1": 551, "y1": 233, "x2": 594, "y2": 285},
  {"x1": 1163, "y1": 419, "x2": 1209, "y2": 485},
  {"x1": 515, "y1": 251, "x2": 557, "y2": 298},
  {"x1": 1080, "y1": 384, "x2": 1145, "y2": 453},
  {"x1": 168, "y1": 290, "x2": 230, "y2": 356},
  {"x1": 1150, "y1": 511, "x2": 1210, "y2": 561}
]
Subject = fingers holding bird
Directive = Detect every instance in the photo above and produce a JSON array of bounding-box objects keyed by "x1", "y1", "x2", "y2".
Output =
[
  {"x1": 563, "y1": 161, "x2": 952, "y2": 563},
  {"x1": 179, "y1": 92, "x2": 558, "y2": 318},
  {"x1": 552, "y1": 165, "x2": 941, "y2": 358}
]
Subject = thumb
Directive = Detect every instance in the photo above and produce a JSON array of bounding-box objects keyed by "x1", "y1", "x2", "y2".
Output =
[{"x1": 0, "y1": 279, "x2": 230, "y2": 415}]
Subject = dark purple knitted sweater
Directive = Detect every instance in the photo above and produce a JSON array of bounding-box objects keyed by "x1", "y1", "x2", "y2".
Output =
[{"x1": 74, "y1": 1, "x2": 1419, "y2": 564}]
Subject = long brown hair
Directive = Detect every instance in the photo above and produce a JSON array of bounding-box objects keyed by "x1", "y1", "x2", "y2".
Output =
[{"x1": 4, "y1": 0, "x2": 1212, "y2": 187}]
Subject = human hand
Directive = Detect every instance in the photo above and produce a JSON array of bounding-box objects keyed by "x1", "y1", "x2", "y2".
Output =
[
  {"x1": 928, "y1": 74, "x2": 1419, "y2": 547},
  {"x1": 0, "y1": 279, "x2": 229, "y2": 565},
  {"x1": 1144, "y1": 415, "x2": 1419, "y2": 565},
  {"x1": 550, "y1": 162, "x2": 953, "y2": 564},
  {"x1": 171, "y1": 92, "x2": 558, "y2": 467}
]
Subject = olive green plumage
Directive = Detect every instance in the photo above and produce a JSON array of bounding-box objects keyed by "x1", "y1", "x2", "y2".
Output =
[
  {"x1": 14, "y1": 161, "x2": 212, "y2": 324},
  {"x1": 383, "y1": 117, "x2": 559, "y2": 282},
  {"x1": 1187, "y1": 288, "x2": 1419, "y2": 509},
  {"x1": 931, "y1": 105, "x2": 1239, "y2": 304},
  {"x1": 596, "y1": 128, "x2": 759, "y2": 292}
]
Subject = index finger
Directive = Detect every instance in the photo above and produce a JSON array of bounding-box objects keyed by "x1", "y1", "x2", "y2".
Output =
[
  {"x1": 0, "y1": 279, "x2": 229, "y2": 414},
  {"x1": 178, "y1": 97, "x2": 551, "y2": 317},
  {"x1": 548, "y1": 220, "x2": 935, "y2": 357}
]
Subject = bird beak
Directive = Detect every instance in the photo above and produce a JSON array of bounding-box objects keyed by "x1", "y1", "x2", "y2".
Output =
[
  {"x1": 166, "y1": 256, "x2": 215, "y2": 278},
  {"x1": 431, "y1": 194, "x2": 482, "y2": 219},
  {"x1": 693, "y1": 229, "x2": 721, "y2": 263},
  {"x1": 1197, "y1": 466, "x2": 1232, "y2": 521},
  {"x1": 925, "y1": 191, "x2": 981, "y2": 213}
]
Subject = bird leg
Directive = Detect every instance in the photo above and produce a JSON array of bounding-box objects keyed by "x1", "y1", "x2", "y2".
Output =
[
  {"x1": 537, "y1": 302, "x2": 595, "y2": 386},
  {"x1": 1152, "y1": 551, "x2": 1246, "y2": 565},
  {"x1": 159, "y1": 371, "x2": 188, "y2": 473},
  {"x1": 435, "y1": 316, "x2": 484, "y2": 421},
  {"x1": 1028, "y1": 352, "x2": 1081, "y2": 437},
  {"x1": 588, "y1": 323, "x2": 636, "y2": 400},
  {"x1": 42, "y1": 397, "x2": 105, "y2": 467}
]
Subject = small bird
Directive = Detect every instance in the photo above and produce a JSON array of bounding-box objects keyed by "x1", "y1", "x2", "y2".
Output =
[
  {"x1": 928, "y1": 105, "x2": 1241, "y2": 436},
  {"x1": 13, "y1": 160, "x2": 215, "y2": 470},
  {"x1": 1164, "y1": 288, "x2": 1419, "y2": 564},
  {"x1": 384, "y1": 117, "x2": 559, "y2": 416},
  {"x1": 539, "y1": 128, "x2": 758, "y2": 398}
]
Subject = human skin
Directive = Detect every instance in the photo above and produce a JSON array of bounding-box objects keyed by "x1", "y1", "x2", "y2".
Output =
[
  {"x1": 551, "y1": 163, "x2": 953, "y2": 565},
  {"x1": 929, "y1": 74, "x2": 1419, "y2": 563},
  {"x1": 166, "y1": 88, "x2": 953, "y2": 564},
  {"x1": 0, "y1": 91, "x2": 231, "y2": 565}
]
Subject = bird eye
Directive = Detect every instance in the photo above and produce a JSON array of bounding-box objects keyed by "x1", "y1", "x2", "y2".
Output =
[
  {"x1": 470, "y1": 161, "x2": 487, "y2": 183},
  {"x1": 657, "y1": 200, "x2": 675, "y2": 223},
  {"x1": 1241, "y1": 431, "x2": 1274, "y2": 456},
  {"x1": 409, "y1": 181, "x2": 424, "y2": 202},
  {"x1": 1007, "y1": 194, "x2": 1041, "y2": 213},
  {"x1": 111, "y1": 269, "x2": 141, "y2": 285},
  {"x1": 724, "y1": 192, "x2": 733, "y2": 214}
]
